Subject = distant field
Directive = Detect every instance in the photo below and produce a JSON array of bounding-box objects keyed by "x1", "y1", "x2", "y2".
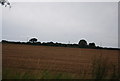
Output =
[{"x1": 2, "y1": 43, "x2": 119, "y2": 79}]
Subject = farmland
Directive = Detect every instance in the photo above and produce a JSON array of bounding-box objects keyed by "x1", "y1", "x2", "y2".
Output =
[{"x1": 2, "y1": 43, "x2": 119, "y2": 79}]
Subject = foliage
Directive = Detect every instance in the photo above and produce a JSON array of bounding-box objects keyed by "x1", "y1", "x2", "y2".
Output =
[
  {"x1": 1, "y1": 39, "x2": 119, "y2": 50},
  {"x1": 91, "y1": 55, "x2": 119, "y2": 80},
  {"x1": 78, "y1": 39, "x2": 88, "y2": 48},
  {"x1": 91, "y1": 55, "x2": 109, "y2": 79},
  {"x1": 29, "y1": 38, "x2": 38, "y2": 43},
  {"x1": 0, "y1": 0, "x2": 11, "y2": 7},
  {"x1": 89, "y1": 42, "x2": 96, "y2": 48}
]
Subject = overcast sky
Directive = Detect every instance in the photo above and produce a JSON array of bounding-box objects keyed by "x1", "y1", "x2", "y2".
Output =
[
  {"x1": 8, "y1": 0, "x2": 119, "y2": 2},
  {"x1": 1, "y1": 2, "x2": 118, "y2": 48}
]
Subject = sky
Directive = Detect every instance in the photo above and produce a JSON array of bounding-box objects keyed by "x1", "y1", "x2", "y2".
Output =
[
  {"x1": 1, "y1": 2, "x2": 119, "y2": 48},
  {"x1": 8, "y1": 0, "x2": 120, "y2": 2}
]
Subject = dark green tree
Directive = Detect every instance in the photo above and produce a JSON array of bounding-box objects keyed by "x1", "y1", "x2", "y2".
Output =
[
  {"x1": 89, "y1": 42, "x2": 96, "y2": 48},
  {"x1": 78, "y1": 39, "x2": 87, "y2": 48},
  {"x1": 29, "y1": 38, "x2": 38, "y2": 43}
]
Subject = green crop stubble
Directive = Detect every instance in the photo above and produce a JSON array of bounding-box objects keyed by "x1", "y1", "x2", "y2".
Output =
[
  {"x1": 91, "y1": 54, "x2": 119, "y2": 80},
  {"x1": 3, "y1": 68, "x2": 75, "y2": 79}
]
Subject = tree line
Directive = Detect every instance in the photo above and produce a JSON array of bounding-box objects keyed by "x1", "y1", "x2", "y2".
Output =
[
  {"x1": 2, "y1": 38, "x2": 120, "y2": 50},
  {"x1": 2, "y1": 38, "x2": 99, "y2": 48},
  {"x1": 28, "y1": 38, "x2": 96, "y2": 48}
]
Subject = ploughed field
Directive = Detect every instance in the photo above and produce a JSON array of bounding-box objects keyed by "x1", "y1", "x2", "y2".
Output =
[{"x1": 2, "y1": 43, "x2": 119, "y2": 79}]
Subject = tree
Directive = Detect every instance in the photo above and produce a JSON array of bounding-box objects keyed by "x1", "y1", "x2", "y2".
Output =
[
  {"x1": 29, "y1": 38, "x2": 38, "y2": 43},
  {"x1": 78, "y1": 39, "x2": 87, "y2": 48},
  {"x1": 0, "y1": 0, "x2": 11, "y2": 7},
  {"x1": 89, "y1": 42, "x2": 96, "y2": 48},
  {"x1": 1, "y1": 40, "x2": 8, "y2": 43}
]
